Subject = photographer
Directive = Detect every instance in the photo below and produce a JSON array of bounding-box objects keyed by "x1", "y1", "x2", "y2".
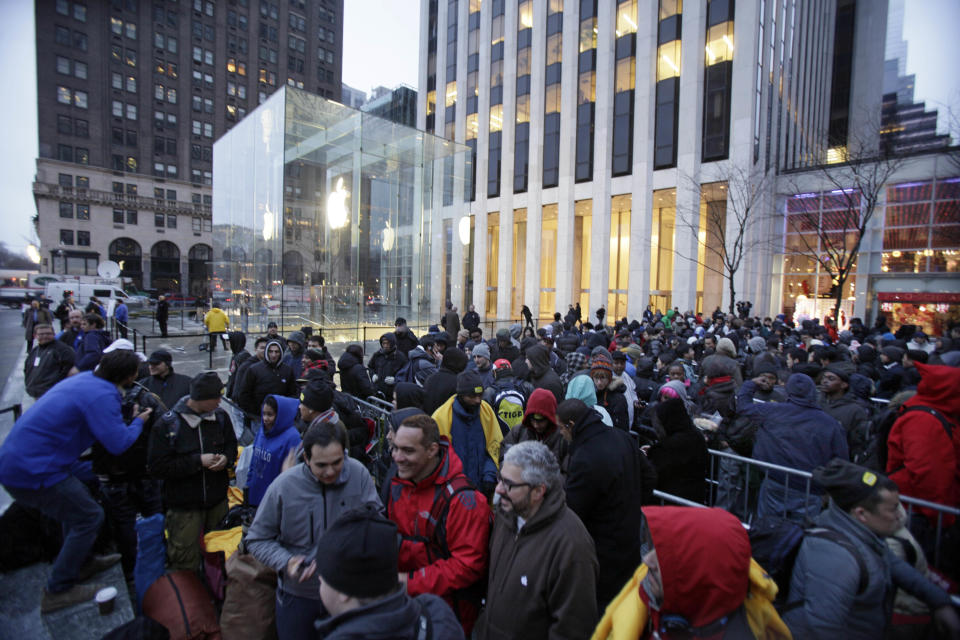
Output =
[
  {"x1": 92, "y1": 377, "x2": 164, "y2": 582},
  {"x1": 0, "y1": 350, "x2": 151, "y2": 613}
]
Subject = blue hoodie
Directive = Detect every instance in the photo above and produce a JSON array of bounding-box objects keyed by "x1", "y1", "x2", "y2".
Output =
[
  {"x1": 247, "y1": 394, "x2": 302, "y2": 506},
  {"x1": 0, "y1": 372, "x2": 143, "y2": 490}
]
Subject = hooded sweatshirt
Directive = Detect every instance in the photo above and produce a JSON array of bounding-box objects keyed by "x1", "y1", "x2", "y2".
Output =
[
  {"x1": 526, "y1": 344, "x2": 564, "y2": 403},
  {"x1": 886, "y1": 362, "x2": 960, "y2": 518},
  {"x1": 500, "y1": 388, "x2": 569, "y2": 470},
  {"x1": 237, "y1": 339, "x2": 298, "y2": 415},
  {"x1": 739, "y1": 373, "x2": 848, "y2": 491},
  {"x1": 247, "y1": 395, "x2": 302, "y2": 506}
]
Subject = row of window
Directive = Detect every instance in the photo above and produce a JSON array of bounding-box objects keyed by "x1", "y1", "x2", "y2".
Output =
[
  {"x1": 110, "y1": 17, "x2": 137, "y2": 40},
  {"x1": 57, "y1": 174, "x2": 90, "y2": 189},
  {"x1": 56, "y1": 56, "x2": 87, "y2": 79},
  {"x1": 57, "y1": 86, "x2": 88, "y2": 109},
  {"x1": 153, "y1": 32, "x2": 179, "y2": 54},
  {"x1": 59, "y1": 202, "x2": 89, "y2": 219},
  {"x1": 59, "y1": 230, "x2": 90, "y2": 246},
  {"x1": 192, "y1": 46, "x2": 215, "y2": 66},
  {"x1": 54, "y1": 26, "x2": 87, "y2": 51},
  {"x1": 55, "y1": 0, "x2": 86, "y2": 23}
]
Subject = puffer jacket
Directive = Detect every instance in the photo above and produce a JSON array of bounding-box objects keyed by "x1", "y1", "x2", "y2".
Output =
[
  {"x1": 147, "y1": 397, "x2": 238, "y2": 510},
  {"x1": 783, "y1": 500, "x2": 951, "y2": 639},
  {"x1": 315, "y1": 589, "x2": 464, "y2": 640},
  {"x1": 556, "y1": 329, "x2": 580, "y2": 355},
  {"x1": 886, "y1": 362, "x2": 960, "y2": 520},
  {"x1": 338, "y1": 346, "x2": 375, "y2": 400},
  {"x1": 385, "y1": 443, "x2": 491, "y2": 635},
  {"x1": 203, "y1": 307, "x2": 229, "y2": 333},
  {"x1": 475, "y1": 486, "x2": 598, "y2": 639},
  {"x1": 527, "y1": 344, "x2": 564, "y2": 403},
  {"x1": 738, "y1": 374, "x2": 848, "y2": 491},
  {"x1": 367, "y1": 332, "x2": 408, "y2": 397},
  {"x1": 246, "y1": 456, "x2": 380, "y2": 600}
]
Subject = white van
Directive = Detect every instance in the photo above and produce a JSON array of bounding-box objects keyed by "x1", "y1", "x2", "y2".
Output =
[{"x1": 45, "y1": 282, "x2": 133, "y2": 308}]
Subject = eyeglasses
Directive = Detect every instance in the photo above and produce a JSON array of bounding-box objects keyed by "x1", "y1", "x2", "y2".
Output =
[{"x1": 496, "y1": 474, "x2": 530, "y2": 491}]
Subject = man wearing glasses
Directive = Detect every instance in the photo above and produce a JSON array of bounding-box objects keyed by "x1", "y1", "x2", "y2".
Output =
[
  {"x1": 475, "y1": 441, "x2": 598, "y2": 639},
  {"x1": 386, "y1": 413, "x2": 491, "y2": 636}
]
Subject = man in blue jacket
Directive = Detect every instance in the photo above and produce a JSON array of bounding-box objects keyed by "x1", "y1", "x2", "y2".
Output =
[
  {"x1": 0, "y1": 350, "x2": 152, "y2": 613},
  {"x1": 737, "y1": 372, "x2": 848, "y2": 522}
]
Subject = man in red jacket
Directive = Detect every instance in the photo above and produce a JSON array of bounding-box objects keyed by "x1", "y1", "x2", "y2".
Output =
[
  {"x1": 385, "y1": 413, "x2": 491, "y2": 635},
  {"x1": 886, "y1": 361, "x2": 960, "y2": 523}
]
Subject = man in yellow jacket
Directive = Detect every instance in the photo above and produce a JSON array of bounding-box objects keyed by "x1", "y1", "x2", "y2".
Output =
[
  {"x1": 431, "y1": 370, "x2": 502, "y2": 497},
  {"x1": 203, "y1": 305, "x2": 230, "y2": 352}
]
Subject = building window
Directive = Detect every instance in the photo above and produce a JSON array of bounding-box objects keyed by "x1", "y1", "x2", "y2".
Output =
[
  {"x1": 702, "y1": 0, "x2": 734, "y2": 162},
  {"x1": 77, "y1": 230, "x2": 90, "y2": 246},
  {"x1": 57, "y1": 86, "x2": 72, "y2": 104},
  {"x1": 60, "y1": 230, "x2": 74, "y2": 245},
  {"x1": 57, "y1": 115, "x2": 72, "y2": 134},
  {"x1": 654, "y1": 1, "x2": 682, "y2": 169},
  {"x1": 75, "y1": 147, "x2": 88, "y2": 165},
  {"x1": 167, "y1": 214, "x2": 177, "y2": 228},
  {"x1": 155, "y1": 213, "x2": 165, "y2": 227},
  {"x1": 59, "y1": 202, "x2": 73, "y2": 218},
  {"x1": 113, "y1": 208, "x2": 124, "y2": 224},
  {"x1": 76, "y1": 204, "x2": 89, "y2": 220},
  {"x1": 76, "y1": 176, "x2": 88, "y2": 189},
  {"x1": 74, "y1": 90, "x2": 87, "y2": 109},
  {"x1": 127, "y1": 210, "x2": 138, "y2": 224},
  {"x1": 612, "y1": 0, "x2": 638, "y2": 176},
  {"x1": 59, "y1": 173, "x2": 73, "y2": 187}
]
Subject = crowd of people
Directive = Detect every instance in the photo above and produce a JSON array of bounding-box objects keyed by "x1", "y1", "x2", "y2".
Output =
[{"x1": 2, "y1": 297, "x2": 960, "y2": 639}]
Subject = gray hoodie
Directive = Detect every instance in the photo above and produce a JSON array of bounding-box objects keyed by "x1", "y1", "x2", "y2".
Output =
[{"x1": 246, "y1": 456, "x2": 381, "y2": 600}]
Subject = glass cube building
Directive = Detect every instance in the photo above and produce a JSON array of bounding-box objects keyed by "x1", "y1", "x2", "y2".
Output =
[{"x1": 213, "y1": 87, "x2": 472, "y2": 338}]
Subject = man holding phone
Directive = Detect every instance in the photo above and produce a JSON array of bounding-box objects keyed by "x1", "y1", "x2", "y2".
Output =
[{"x1": 148, "y1": 371, "x2": 236, "y2": 572}]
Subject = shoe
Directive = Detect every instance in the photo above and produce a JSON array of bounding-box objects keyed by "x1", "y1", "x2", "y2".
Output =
[
  {"x1": 76, "y1": 553, "x2": 122, "y2": 582},
  {"x1": 41, "y1": 583, "x2": 101, "y2": 614}
]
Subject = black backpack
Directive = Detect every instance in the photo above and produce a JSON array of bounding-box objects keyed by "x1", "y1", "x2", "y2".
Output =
[
  {"x1": 748, "y1": 516, "x2": 867, "y2": 610},
  {"x1": 853, "y1": 404, "x2": 953, "y2": 471}
]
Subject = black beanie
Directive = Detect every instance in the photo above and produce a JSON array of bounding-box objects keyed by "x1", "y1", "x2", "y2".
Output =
[
  {"x1": 300, "y1": 379, "x2": 333, "y2": 412},
  {"x1": 456, "y1": 370, "x2": 484, "y2": 395},
  {"x1": 315, "y1": 505, "x2": 399, "y2": 598},
  {"x1": 813, "y1": 458, "x2": 885, "y2": 510},
  {"x1": 190, "y1": 372, "x2": 223, "y2": 401}
]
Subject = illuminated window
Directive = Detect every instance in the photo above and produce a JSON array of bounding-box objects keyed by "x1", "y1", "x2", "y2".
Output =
[
  {"x1": 546, "y1": 33, "x2": 562, "y2": 66},
  {"x1": 705, "y1": 21, "x2": 734, "y2": 65},
  {"x1": 657, "y1": 41, "x2": 681, "y2": 80},
  {"x1": 489, "y1": 104, "x2": 503, "y2": 132},
  {"x1": 616, "y1": 0, "x2": 638, "y2": 37},
  {"x1": 516, "y1": 94, "x2": 530, "y2": 123}
]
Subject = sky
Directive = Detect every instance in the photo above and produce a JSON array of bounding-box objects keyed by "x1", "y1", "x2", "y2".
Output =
[{"x1": 0, "y1": 0, "x2": 954, "y2": 257}]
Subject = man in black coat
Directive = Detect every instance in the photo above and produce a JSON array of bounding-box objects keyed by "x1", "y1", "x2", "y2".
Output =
[
  {"x1": 462, "y1": 305, "x2": 480, "y2": 333},
  {"x1": 525, "y1": 344, "x2": 564, "y2": 404},
  {"x1": 138, "y1": 349, "x2": 192, "y2": 412},
  {"x1": 24, "y1": 323, "x2": 75, "y2": 400},
  {"x1": 421, "y1": 347, "x2": 468, "y2": 414},
  {"x1": 393, "y1": 317, "x2": 420, "y2": 357},
  {"x1": 236, "y1": 339, "x2": 298, "y2": 416},
  {"x1": 338, "y1": 343, "x2": 376, "y2": 400},
  {"x1": 368, "y1": 332, "x2": 408, "y2": 399},
  {"x1": 556, "y1": 398, "x2": 655, "y2": 610},
  {"x1": 155, "y1": 295, "x2": 170, "y2": 337}
]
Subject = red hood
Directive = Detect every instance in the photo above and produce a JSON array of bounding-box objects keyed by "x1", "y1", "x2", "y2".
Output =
[
  {"x1": 645, "y1": 507, "x2": 751, "y2": 627},
  {"x1": 521, "y1": 388, "x2": 558, "y2": 433},
  {"x1": 908, "y1": 362, "x2": 960, "y2": 417}
]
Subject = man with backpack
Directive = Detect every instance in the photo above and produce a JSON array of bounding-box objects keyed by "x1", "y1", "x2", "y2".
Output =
[
  {"x1": 483, "y1": 359, "x2": 534, "y2": 435},
  {"x1": 386, "y1": 413, "x2": 491, "y2": 636},
  {"x1": 782, "y1": 458, "x2": 960, "y2": 639}
]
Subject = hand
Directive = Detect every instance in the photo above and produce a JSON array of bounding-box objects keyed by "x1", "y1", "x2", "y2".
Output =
[
  {"x1": 384, "y1": 376, "x2": 395, "y2": 386},
  {"x1": 133, "y1": 404, "x2": 153, "y2": 422},
  {"x1": 398, "y1": 572, "x2": 409, "y2": 587},
  {"x1": 200, "y1": 453, "x2": 219, "y2": 469},
  {"x1": 750, "y1": 377, "x2": 767, "y2": 386},
  {"x1": 282, "y1": 447, "x2": 299, "y2": 473},
  {"x1": 209, "y1": 454, "x2": 228, "y2": 471},
  {"x1": 286, "y1": 555, "x2": 316, "y2": 583},
  {"x1": 933, "y1": 605, "x2": 960, "y2": 640}
]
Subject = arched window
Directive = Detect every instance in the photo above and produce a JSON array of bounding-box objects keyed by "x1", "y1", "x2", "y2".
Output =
[
  {"x1": 150, "y1": 241, "x2": 181, "y2": 292},
  {"x1": 188, "y1": 244, "x2": 213, "y2": 296},
  {"x1": 109, "y1": 238, "x2": 142, "y2": 287}
]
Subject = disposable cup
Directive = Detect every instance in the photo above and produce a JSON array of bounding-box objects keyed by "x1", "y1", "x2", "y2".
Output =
[{"x1": 95, "y1": 587, "x2": 117, "y2": 615}]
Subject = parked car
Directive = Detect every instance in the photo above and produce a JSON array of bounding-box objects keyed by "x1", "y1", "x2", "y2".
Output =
[{"x1": 164, "y1": 293, "x2": 197, "y2": 308}]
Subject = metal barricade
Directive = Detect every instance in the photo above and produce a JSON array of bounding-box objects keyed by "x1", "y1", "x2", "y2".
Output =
[{"x1": 352, "y1": 396, "x2": 395, "y2": 488}]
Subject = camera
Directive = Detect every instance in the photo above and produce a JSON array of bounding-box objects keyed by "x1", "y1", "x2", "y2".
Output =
[{"x1": 121, "y1": 384, "x2": 161, "y2": 425}]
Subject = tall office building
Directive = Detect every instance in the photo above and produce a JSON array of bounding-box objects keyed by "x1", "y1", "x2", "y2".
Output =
[
  {"x1": 33, "y1": 0, "x2": 343, "y2": 294},
  {"x1": 419, "y1": 0, "x2": 891, "y2": 321}
]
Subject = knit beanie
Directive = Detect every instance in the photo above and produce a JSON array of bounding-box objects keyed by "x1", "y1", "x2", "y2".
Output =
[
  {"x1": 315, "y1": 505, "x2": 399, "y2": 598},
  {"x1": 190, "y1": 372, "x2": 224, "y2": 401},
  {"x1": 813, "y1": 458, "x2": 883, "y2": 510},
  {"x1": 590, "y1": 355, "x2": 614, "y2": 375},
  {"x1": 716, "y1": 337, "x2": 737, "y2": 358},
  {"x1": 748, "y1": 336, "x2": 766, "y2": 354},
  {"x1": 456, "y1": 370, "x2": 484, "y2": 395},
  {"x1": 472, "y1": 342, "x2": 491, "y2": 360},
  {"x1": 300, "y1": 379, "x2": 334, "y2": 412}
]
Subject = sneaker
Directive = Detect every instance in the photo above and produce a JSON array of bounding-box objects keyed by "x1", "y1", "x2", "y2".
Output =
[
  {"x1": 40, "y1": 583, "x2": 101, "y2": 614},
  {"x1": 76, "y1": 553, "x2": 122, "y2": 582}
]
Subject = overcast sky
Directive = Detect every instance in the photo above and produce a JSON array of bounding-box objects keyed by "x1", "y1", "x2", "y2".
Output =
[{"x1": 0, "y1": 0, "x2": 955, "y2": 257}]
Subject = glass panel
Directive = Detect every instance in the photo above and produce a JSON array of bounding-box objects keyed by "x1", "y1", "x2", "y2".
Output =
[
  {"x1": 660, "y1": 0, "x2": 682, "y2": 20},
  {"x1": 705, "y1": 20, "x2": 733, "y2": 65},
  {"x1": 540, "y1": 204, "x2": 558, "y2": 320},
  {"x1": 517, "y1": 47, "x2": 531, "y2": 77},
  {"x1": 486, "y1": 213, "x2": 500, "y2": 316},
  {"x1": 518, "y1": 0, "x2": 533, "y2": 29},
  {"x1": 579, "y1": 17, "x2": 597, "y2": 53},
  {"x1": 489, "y1": 104, "x2": 503, "y2": 132},
  {"x1": 445, "y1": 81, "x2": 457, "y2": 107},
  {"x1": 578, "y1": 71, "x2": 595, "y2": 104},
  {"x1": 466, "y1": 113, "x2": 479, "y2": 140},
  {"x1": 887, "y1": 180, "x2": 933, "y2": 203},
  {"x1": 511, "y1": 209, "x2": 527, "y2": 319},
  {"x1": 616, "y1": 0, "x2": 638, "y2": 37},
  {"x1": 886, "y1": 203, "x2": 931, "y2": 227},
  {"x1": 544, "y1": 83, "x2": 562, "y2": 113},
  {"x1": 657, "y1": 40, "x2": 681, "y2": 80},
  {"x1": 516, "y1": 94, "x2": 530, "y2": 123},
  {"x1": 650, "y1": 189, "x2": 675, "y2": 297},
  {"x1": 608, "y1": 195, "x2": 630, "y2": 318},
  {"x1": 574, "y1": 200, "x2": 592, "y2": 312},
  {"x1": 615, "y1": 56, "x2": 635, "y2": 92},
  {"x1": 546, "y1": 33, "x2": 563, "y2": 66}
]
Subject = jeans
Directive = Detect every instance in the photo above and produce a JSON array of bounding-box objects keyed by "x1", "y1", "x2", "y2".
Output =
[
  {"x1": 5, "y1": 475, "x2": 104, "y2": 593},
  {"x1": 757, "y1": 478, "x2": 822, "y2": 524},
  {"x1": 100, "y1": 477, "x2": 163, "y2": 578},
  {"x1": 275, "y1": 589, "x2": 327, "y2": 640}
]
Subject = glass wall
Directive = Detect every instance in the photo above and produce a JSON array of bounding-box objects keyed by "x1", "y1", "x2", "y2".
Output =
[
  {"x1": 650, "y1": 188, "x2": 676, "y2": 312},
  {"x1": 574, "y1": 199, "x2": 592, "y2": 312},
  {"x1": 486, "y1": 212, "x2": 500, "y2": 315},
  {"x1": 608, "y1": 195, "x2": 630, "y2": 318},
  {"x1": 539, "y1": 204, "x2": 558, "y2": 320},
  {"x1": 698, "y1": 182, "x2": 726, "y2": 313},
  {"x1": 511, "y1": 208, "x2": 527, "y2": 319},
  {"x1": 212, "y1": 87, "x2": 471, "y2": 338}
]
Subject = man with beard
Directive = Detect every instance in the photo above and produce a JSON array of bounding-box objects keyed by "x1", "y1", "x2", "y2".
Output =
[
  {"x1": 386, "y1": 414, "x2": 491, "y2": 636},
  {"x1": 237, "y1": 339, "x2": 298, "y2": 418},
  {"x1": 475, "y1": 441, "x2": 598, "y2": 639},
  {"x1": 57, "y1": 308, "x2": 84, "y2": 349}
]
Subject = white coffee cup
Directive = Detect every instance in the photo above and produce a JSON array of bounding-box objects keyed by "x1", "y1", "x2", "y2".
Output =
[{"x1": 95, "y1": 586, "x2": 117, "y2": 615}]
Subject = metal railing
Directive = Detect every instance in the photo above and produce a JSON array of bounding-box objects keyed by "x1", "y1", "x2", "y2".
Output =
[{"x1": 0, "y1": 404, "x2": 22, "y2": 422}]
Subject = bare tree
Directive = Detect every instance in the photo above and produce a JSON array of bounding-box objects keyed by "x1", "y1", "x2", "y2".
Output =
[
  {"x1": 673, "y1": 166, "x2": 774, "y2": 315},
  {"x1": 783, "y1": 144, "x2": 905, "y2": 325}
]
